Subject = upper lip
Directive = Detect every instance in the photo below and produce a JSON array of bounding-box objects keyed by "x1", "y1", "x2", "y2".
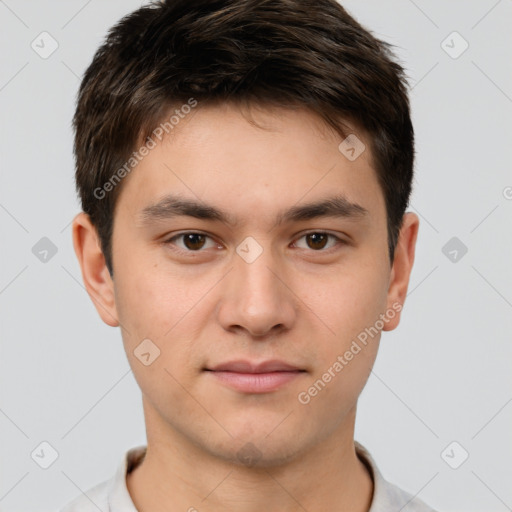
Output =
[{"x1": 207, "y1": 359, "x2": 304, "y2": 373}]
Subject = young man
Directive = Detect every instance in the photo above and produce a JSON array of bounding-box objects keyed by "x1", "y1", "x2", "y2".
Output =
[{"x1": 61, "y1": 0, "x2": 436, "y2": 510}]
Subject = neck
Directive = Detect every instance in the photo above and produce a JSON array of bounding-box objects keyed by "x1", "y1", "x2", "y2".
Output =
[{"x1": 127, "y1": 400, "x2": 373, "y2": 512}]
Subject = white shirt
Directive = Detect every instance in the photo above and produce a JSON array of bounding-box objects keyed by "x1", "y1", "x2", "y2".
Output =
[{"x1": 59, "y1": 441, "x2": 437, "y2": 511}]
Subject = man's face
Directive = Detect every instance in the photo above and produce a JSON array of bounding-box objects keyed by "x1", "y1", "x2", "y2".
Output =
[{"x1": 106, "y1": 103, "x2": 400, "y2": 466}]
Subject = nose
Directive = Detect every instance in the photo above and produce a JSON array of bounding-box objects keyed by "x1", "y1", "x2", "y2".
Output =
[{"x1": 215, "y1": 245, "x2": 297, "y2": 339}]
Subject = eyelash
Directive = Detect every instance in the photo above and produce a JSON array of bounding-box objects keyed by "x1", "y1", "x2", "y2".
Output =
[{"x1": 163, "y1": 231, "x2": 346, "y2": 254}]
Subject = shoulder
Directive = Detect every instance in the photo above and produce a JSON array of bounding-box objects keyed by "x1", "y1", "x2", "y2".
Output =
[
  {"x1": 57, "y1": 445, "x2": 146, "y2": 512},
  {"x1": 355, "y1": 441, "x2": 438, "y2": 512},
  {"x1": 380, "y1": 478, "x2": 437, "y2": 512},
  {"x1": 58, "y1": 478, "x2": 111, "y2": 512}
]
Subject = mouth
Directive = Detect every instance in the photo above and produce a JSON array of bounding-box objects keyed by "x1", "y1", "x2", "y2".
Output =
[{"x1": 204, "y1": 359, "x2": 307, "y2": 393}]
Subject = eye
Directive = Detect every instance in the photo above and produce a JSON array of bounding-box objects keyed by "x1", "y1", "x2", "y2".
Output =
[
  {"x1": 293, "y1": 232, "x2": 344, "y2": 251},
  {"x1": 163, "y1": 231, "x2": 345, "y2": 254},
  {"x1": 164, "y1": 232, "x2": 219, "y2": 252}
]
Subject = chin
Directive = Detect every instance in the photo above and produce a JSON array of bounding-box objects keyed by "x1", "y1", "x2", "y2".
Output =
[
  {"x1": 199, "y1": 422, "x2": 311, "y2": 469},
  {"x1": 220, "y1": 438, "x2": 307, "y2": 470}
]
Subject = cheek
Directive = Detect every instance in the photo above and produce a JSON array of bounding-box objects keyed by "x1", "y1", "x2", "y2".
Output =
[
  {"x1": 114, "y1": 255, "x2": 197, "y2": 335},
  {"x1": 298, "y1": 299, "x2": 381, "y2": 415},
  {"x1": 294, "y1": 258, "x2": 387, "y2": 400},
  {"x1": 114, "y1": 268, "x2": 201, "y2": 405},
  {"x1": 113, "y1": 262, "x2": 214, "y2": 375},
  {"x1": 295, "y1": 336, "x2": 379, "y2": 434},
  {"x1": 114, "y1": 272, "x2": 167, "y2": 338},
  {"x1": 299, "y1": 262, "x2": 389, "y2": 343}
]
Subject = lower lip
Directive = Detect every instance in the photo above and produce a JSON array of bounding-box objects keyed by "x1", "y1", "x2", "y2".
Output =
[{"x1": 207, "y1": 370, "x2": 304, "y2": 393}]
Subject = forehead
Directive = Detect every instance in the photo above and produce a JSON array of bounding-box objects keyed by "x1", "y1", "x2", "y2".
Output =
[{"x1": 116, "y1": 103, "x2": 385, "y2": 228}]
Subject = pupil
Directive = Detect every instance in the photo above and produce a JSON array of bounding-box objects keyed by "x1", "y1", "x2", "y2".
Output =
[
  {"x1": 307, "y1": 233, "x2": 327, "y2": 250},
  {"x1": 184, "y1": 234, "x2": 205, "y2": 250}
]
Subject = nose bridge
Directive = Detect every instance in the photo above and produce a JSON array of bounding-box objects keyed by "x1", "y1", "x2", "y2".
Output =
[
  {"x1": 239, "y1": 251, "x2": 280, "y2": 308},
  {"x1": 217, "y1": 238, "x2": 296, "y2": 337}
]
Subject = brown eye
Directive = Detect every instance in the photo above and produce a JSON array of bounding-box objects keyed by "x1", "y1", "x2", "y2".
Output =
[
  {"x1": 293, "y1": 232, "x2": 343, "y2": 252},
  {"x1": 164, "y1": 232, "x2": 220, "y2": 254},
  {"x1": 182, "y1": 233, "x2": 206, "y2": 250},
  {"x1": 305, "y1": 233, "x2": 328, "y2": 250}
]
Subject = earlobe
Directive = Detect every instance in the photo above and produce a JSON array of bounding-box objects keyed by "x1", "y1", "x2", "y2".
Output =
[
  {"x1": 382, "y1": 212, "x2": 420, "y2": 332},
  {"x1": 72, "y1": 212, "x2": 120, "y2": 327}
]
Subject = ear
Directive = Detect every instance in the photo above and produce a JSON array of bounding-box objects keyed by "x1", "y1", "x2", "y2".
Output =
[
  {"x1": 382, "y1": 212, "x2": 419, "y2": 331},
  {"x1": 72, "y1": 212, "x2": 119, "y2": 327}
]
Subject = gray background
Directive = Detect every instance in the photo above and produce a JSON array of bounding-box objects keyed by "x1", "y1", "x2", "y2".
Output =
[{"x1": 0, "y1": 1, "x2": 511, "y2": 511}]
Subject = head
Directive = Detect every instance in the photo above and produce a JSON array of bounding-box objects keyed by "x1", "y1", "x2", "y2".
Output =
[{"x1": 72, "y1": 0, "x2": 419, "y2": 467}]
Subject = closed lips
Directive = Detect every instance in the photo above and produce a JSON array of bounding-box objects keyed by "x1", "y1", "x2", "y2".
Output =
[{"x1": 205, "y1": 360, "x2": 306, "y2": 373}]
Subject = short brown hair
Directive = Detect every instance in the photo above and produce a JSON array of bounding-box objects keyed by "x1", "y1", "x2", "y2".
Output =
[{"x1": 73, "y1": 0, "x2": 414, "y2": 274}]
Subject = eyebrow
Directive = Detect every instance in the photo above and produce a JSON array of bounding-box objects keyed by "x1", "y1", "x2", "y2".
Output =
[{"x1": 137, "y1": 193, "x2": 369, "y2": 227}]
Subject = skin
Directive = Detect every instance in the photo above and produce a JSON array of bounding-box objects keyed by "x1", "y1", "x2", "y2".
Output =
[{"x1": 73, "y1": 102, "x2": 419, "y2": 512}]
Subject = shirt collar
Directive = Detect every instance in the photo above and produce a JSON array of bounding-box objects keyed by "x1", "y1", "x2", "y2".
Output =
[{"x1": 107, "y1": 442, "x2": 414, "y2": 512}]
